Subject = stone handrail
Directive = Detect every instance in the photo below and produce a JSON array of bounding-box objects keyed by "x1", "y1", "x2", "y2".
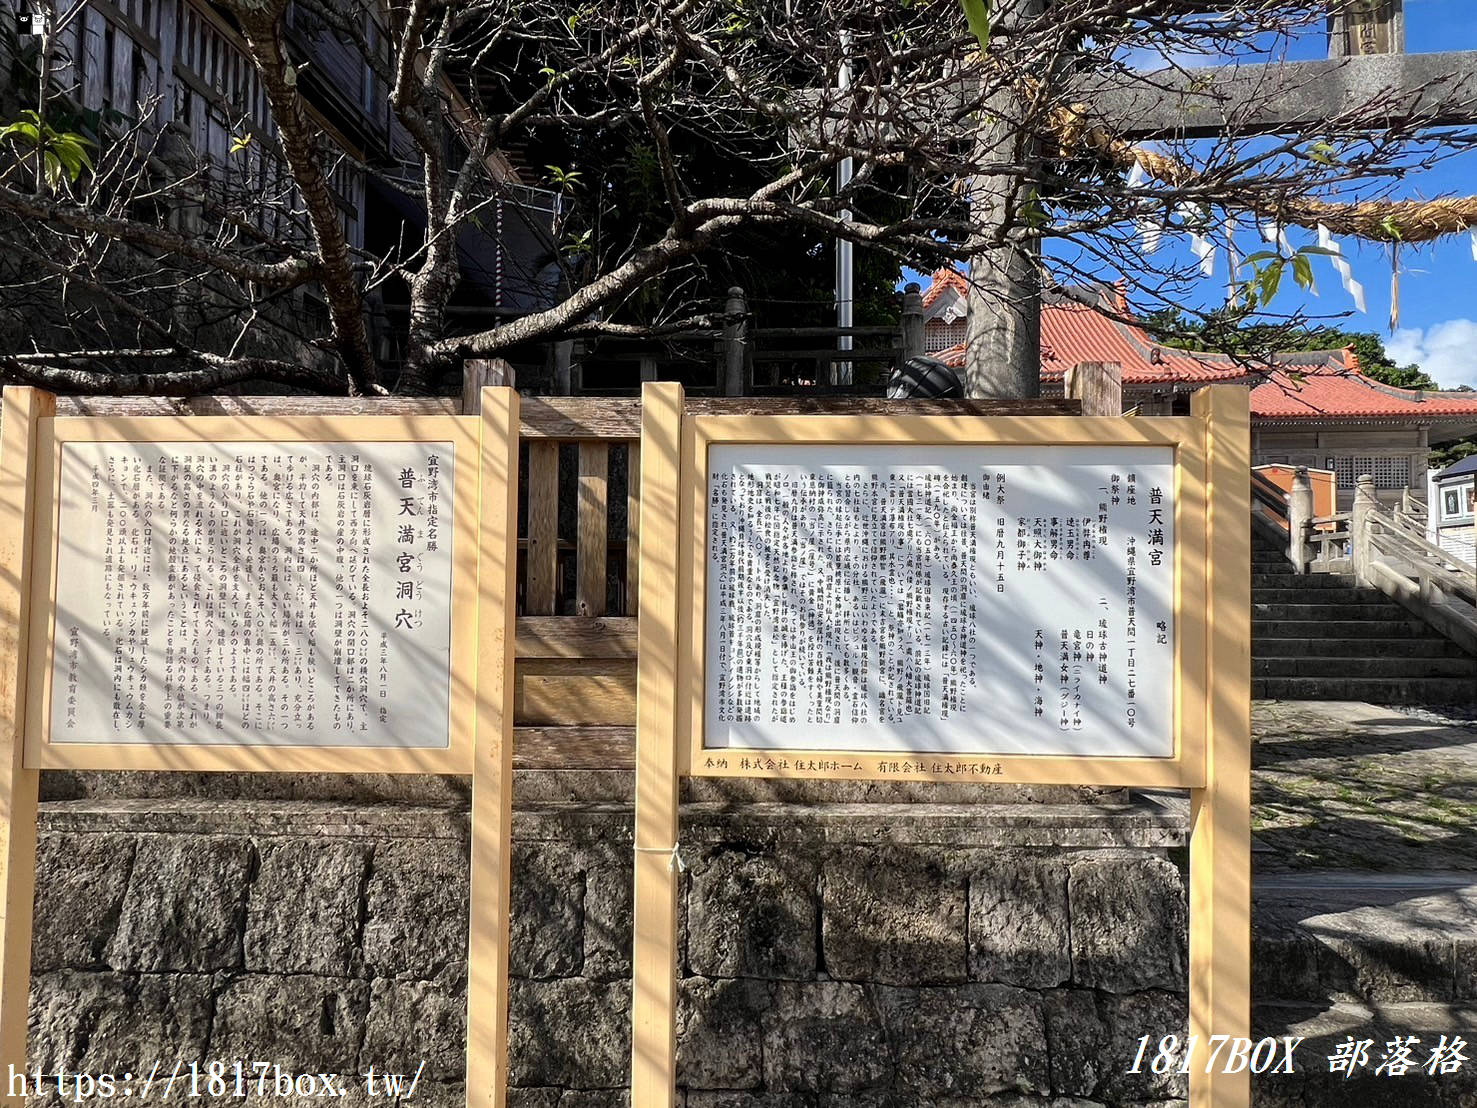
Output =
[{"x1": 1351, "y1": 475, "x2": 1477, "y2": 656}]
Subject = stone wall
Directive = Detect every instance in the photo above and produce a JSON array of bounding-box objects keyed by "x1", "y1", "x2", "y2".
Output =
[
  {"x1": 24, "y1": 781, "x2": 1475, "y2": 1107},
  {"x1": 26, "y1": 780, "x2": 1196, "y2": 1107}
]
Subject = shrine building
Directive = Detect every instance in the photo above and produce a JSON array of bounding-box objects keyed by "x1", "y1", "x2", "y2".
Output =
[{"x1": 919, "y1": 268, "x2": 1477, "y2": 510}]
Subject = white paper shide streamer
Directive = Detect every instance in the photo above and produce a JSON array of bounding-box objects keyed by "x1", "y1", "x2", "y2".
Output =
[
  {"x1": 1260, "y1": 221, "x2": 1294, "y2": 258},
  {"x1": 1181, "y1": 204, "x2": 1215, "y2": 277},
  {"x1": 1126, "y1": 161, "x2": 1162, "y2": 253},
  {"x1": 1317, "y1": 223, "x2": 1367, "y2": 314}
]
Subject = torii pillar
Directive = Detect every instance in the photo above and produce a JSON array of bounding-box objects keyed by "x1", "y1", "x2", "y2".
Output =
[{"x1": 962, "y1": 0, "x2": 1046, "y2": 399}]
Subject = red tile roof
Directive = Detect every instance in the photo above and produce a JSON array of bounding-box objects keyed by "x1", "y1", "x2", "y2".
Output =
[
  {"x1": 920, "y1": 270, "x2": 1477, "y2": 422},
  {"x1": 920, "y1": 266, "x2": 970, "y2": 310},
  {"x1": 1250, "y1": 368, "x2": 1477, "y2": 421}
]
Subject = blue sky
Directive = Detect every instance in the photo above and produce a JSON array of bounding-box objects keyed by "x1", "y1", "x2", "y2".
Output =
[{"x1": 903, "y1": 1, "x2": 1477, "y2": 388}]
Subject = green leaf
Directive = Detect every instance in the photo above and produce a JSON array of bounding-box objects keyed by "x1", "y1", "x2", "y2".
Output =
[
  {"x1": 0, "y1": 121, "x2": 40, "y2": 144},
  {"x1": 1291, "y1": 254, "x2": 1315, "y2": 292},
  {"x1": 229, "y1": 132, "x2": 253, "y2": 154},
  {"x1": 960, "y1": 0, "x2": 991, "y2": 51},
  {"x1": 1255, "y1": 260, "x2": 1283, "y2": 305},
  {"x1": 1380, "y1": 215, "x2": 1403, "y2": 241},
  {"x1": 1307, "y1": 141, "x2": 1339, "y2": 166}
]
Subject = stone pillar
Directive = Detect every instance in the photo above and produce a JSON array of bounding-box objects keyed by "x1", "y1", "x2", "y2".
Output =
[
  {"x1": 899, "y1": 282, "x2": 925, "y2": 364},
  {"x1": 553, "y1": 340, "x2": 575, "y2": 396},
  {"x1": 962, "y1": 0, "x2": 1045, "y2": 399},
  {"x1": 1328, "y1": 0, "x2": 1404, "y2": 57},
  {"x1": 1288, "y1": 466, "x2": 1314, "y2": 573},
  {"x1": 1351, "y1": 473, "x2": 1379, "y2": 585},
  {"x1": 722, "y1": 286, "x2": 748, "y2": 396}
]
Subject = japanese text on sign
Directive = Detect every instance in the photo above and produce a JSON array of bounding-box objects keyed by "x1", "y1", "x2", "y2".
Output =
[
  {"x1": 49, "y1": 440, "x2": 456, "y2": 748},
  {"x1": 704, "y1": 444, "x2": 1175, "y2": 758}
]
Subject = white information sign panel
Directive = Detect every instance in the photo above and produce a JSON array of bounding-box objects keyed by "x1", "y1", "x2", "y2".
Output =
[
  {"x1": 704, "y1": 444, "x2": 1175, "y2": 758},
  {"x1": 49, "y1": 440, "x2": 455, "y2": 748}
]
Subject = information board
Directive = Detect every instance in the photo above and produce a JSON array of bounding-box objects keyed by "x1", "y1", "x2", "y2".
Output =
[
  {"x1": 703, "y1": 444, "x2": 1175, "y2": 758},
  {"x1": 49, "y1": 440, "x2": 455, "y2": 748}
]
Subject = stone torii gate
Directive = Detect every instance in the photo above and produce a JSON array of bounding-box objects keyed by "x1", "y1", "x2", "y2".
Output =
[{"x1": 965, "y1": 0, "x2": 1477, "y2": 399}]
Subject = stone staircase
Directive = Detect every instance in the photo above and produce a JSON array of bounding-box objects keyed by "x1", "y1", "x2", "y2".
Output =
[{"x1": 1252, "y1": 530, "x2": 1477, "y2": 702}]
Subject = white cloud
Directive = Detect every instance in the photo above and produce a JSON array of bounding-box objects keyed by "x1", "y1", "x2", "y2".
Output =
[{"x1": 1386, "y1": 320, "x2": 1477, "y2": 390}]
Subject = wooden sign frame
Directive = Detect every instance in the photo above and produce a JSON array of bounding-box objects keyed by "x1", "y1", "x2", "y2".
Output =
[
  {"x1": 680, "y1": 410, "x2": 1209, "y2": 787},
  {"x1": 0, "y1": 386, "x2": 522, "y2": 1108},
  {"x1": 24, "y1": 412, "x2": 482, "y2": 775},
  {"x1": 632, "y1": 381, "x2": 1251, "y2": 1108}
]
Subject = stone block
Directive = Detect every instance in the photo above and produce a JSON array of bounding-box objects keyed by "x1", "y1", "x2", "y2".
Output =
[
  {"x1": 690, "y1": 1097, "x2": 817, "y2": 1108},
  {"x1": 1041, "y1": 989, "x2": 1109, "y2": 1099},
  {"x1": 677, "y1": 977, "x2": 767, "y2": 1090},
  {"x1": 508, "y1": 1090, "x2": 561, "y2": 1108},
  {"x1": 510, "y1": 842, "x2": 585, "y2": 979},
  {"x1": 1456, "y1": 938, "x2": 1477, "y2": 1000},
  {"x1": 1316, "y1": 935, "x2": 1456, "y2": 1003},
  {"x1": 1252, "y1": 922, "x2": 1325, "y2": 1003},
  {"x1": 821, "y1": 848, "x2": 966, "y2": 985},
  {"x1": 28, "y1": 970, "x2": 212, "y2": 1073},
  {"x1": 1094, "y1": 990, "x2": 1188, "y2": 1104},
  {"x1": 211, "y1": 974, "x2": 370, "y2": 1074},
  {"x1": 244, "y1": 838, "x2": 370, "y2": 977},
  {"x1": 559, "y1": 1093, "x2": 628, "y2": 1108},
  {"x1": 31, "y1": 833, "x2": 133, "y2": 971},
  {"x1": 106, "y1": 836, "x2": 250, "y2": 972},
  {"x1": 360, "y1": 978, "x2": 466, "y2": 1080},
  {"x1": 363, "y1": 839, "x2": 468, "y2": 981},
  {"x1": 762, "y1": 982, "x2": 892, "y2": 1093},
  {"x1": 968, "y1": 854, "x2": 1070, "y2": 987},
  {"x1": 508, "y1": 979, "x2": 629, "y2": 1089},
  {"x1": 688, "y1": 847, "x2": 816, "y2": 980},
  {"x1": 1068, "y1": 853, "x2": 1187, "y2": 993},
  {"x1": 583, "y1": 842, "x2": 632, "y2": 981},
  {"x1": 877, "y1": 984, "x2": 1049, "y2": 1098}
]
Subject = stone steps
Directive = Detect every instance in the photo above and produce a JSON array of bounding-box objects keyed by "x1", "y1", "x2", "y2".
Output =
[
  {"x1": 1254, "y1": 618, "x2": 1437, "y2": 639},
  {"x1": 1253, "y1": 655, "x2": 1477, "y2": 678},
  {"x1": 1252, "y1": 675, "x2": 1477, "y2": 701},
  {"x1": 1255, "y1": 587, "x2": 1393, "y2": 604},
  {"x1": 1257, "y1": 637, "x2": 1472, "y2": 659},
  {"x1": 1249, "y1": 532, "x2": 1477, "y2": 703}
]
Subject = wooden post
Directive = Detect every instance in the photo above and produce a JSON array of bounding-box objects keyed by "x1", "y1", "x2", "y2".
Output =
[
  {"x1": 722, "y1": 287, "x2": 748, "y2": 396},
  {"x1": 629, "y1": 381, "x2": 685, "y2": 1108},
  {"x1": 1063, "y1": 361, "x2": 1122, "y2": 417},
  {"x1": 467, "y1": 386, "x2": 521, "y2": 1108},
  {"x1": 899, "y1": 282, "x2": 925, "y2": 364},
  {"x1": 0, "y1": 387, "x2": 53, "y2": 1105},
  {"x1": 463, "y1": 359, "x2": 515, "y2": 414},
  {"x1": 1288, "y1": 466, "x2": 1314, "y2": 573},
  {"x1": 1188, "y1": 385, "x2": 1251, "y2": 1108},
  {"x1": 1351, "y1": 473, "x2": 1379, "y2": 586},
  {"x1": 576, "y1": 444, "x2": 609, "y2": 617}
]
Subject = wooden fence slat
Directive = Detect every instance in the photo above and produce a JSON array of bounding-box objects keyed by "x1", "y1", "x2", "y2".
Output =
[
  {"x1": 520, "y1": 398, "x2": 641, "y2": 439},
  {"x1": 512, "y1": 726, "x2": 635, "y2": 770},
  {"x1": 516, "y1": 616, "x2": 637, "y2": 659},
  {"x1": 520, "y1": 675, "x2": 634, "y2": 727},
  {"x1": 525, "y1": 441, "x2": 559, "y2": 615},
  {"x1": 577, "y1": 444, "x2": 608, "y2": 617},
  {"x1": 626, "y1": 442, "x2": 640, "y2": 616}
]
